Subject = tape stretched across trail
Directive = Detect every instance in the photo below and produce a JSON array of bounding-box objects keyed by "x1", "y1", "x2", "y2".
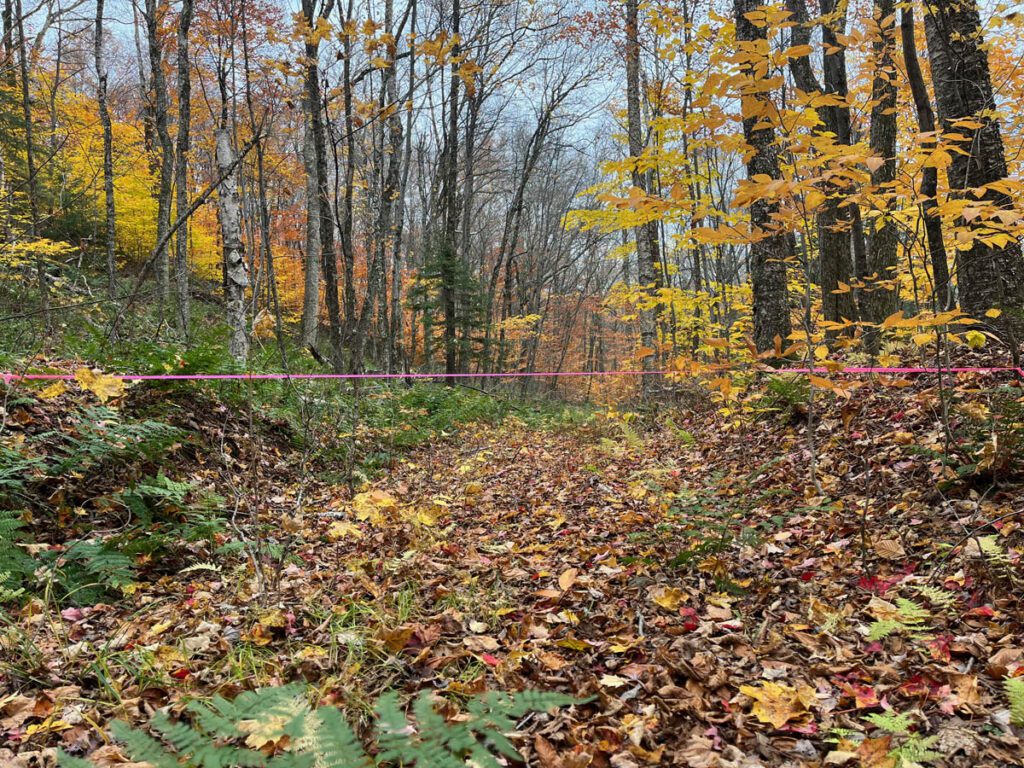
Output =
[{"x1": 3, "y1": 366, "x2": 1023, "y2": 384}]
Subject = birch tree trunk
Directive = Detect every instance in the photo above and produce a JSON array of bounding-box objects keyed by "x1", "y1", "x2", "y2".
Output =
[{"x1": 216, "y1": 128, "x2": 249, "y2": 362}]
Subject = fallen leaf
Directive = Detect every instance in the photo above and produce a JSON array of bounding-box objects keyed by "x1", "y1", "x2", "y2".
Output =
[{"x1": 739, "y1": 681, "x2": 816, "y2": 729}]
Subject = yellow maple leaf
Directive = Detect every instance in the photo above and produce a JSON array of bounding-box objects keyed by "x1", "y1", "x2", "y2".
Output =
[
  {"x1": 75, "y1": 368, "x2": 126, "y2": 402},
  {"x1": 37, "y1": 381, "x2": 67, "y2": 400},
  {"x1": 327, "y1": 521, "x2": 363, "y2": 541},
  {"x1": 739, "y1": 681, "x2": 816, "y2": 728},
  {"x1": 352, "y1": 490, "x2": 398, "y2": 524},
  {"x1": 650, "y1": 585, "x2": 687, "y2": 611}
]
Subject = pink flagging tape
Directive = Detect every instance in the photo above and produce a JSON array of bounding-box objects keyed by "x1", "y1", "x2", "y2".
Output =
[{"x1": 2, "y1": 366, "x2": 1023, "y2": 385}]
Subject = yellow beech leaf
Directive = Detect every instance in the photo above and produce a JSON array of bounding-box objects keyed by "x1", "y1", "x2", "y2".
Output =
[
  {"x1": 599, "y1": 674, "x2": 629, "y2": 688},
  {"x1": 75, "y1": 368, "x2": 126, "y2": 402},
  {"x1": 985, "y1": 308, "x2": 1002, "y2": 319},
  {"x1": 739, "y1": 681, "x2": 816, "y2": 728},
  {"x1": 558, "y1": 567, "x2": 579, "y2": 592},
  {"x1": 865, "y1": 156, "x2": 885, "y2": 172}
]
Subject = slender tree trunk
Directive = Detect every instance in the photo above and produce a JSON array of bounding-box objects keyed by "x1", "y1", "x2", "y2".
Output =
[
  {"x1": 735, "y1": 0, "x2": 791, "y2": 353},
  {"x1": 143, "y1": 0, "x2": 173, "y2": 317},
  {"x1": 864, "y1": 0, "x2": 899, "y2": 350},
  {"x1": 300, "y1": 118, "x2": 321, "y2": 347},
  {"x1": 174, "y1": 0, "x2": 193, "y2": 337},
  {"x1": 14, "y1": 0, "x2": 47, "y2": 329},
  {"x1": 302, "y1": 0, "x2": 342, "y2": 370},
  {"x1": 923, "y1": 0, "x2": 1024, "y2": 338},
  {"x1": 240, "y1": 2, "x2": 286, "y2": 367},
  {"x1": 95, "y1": 0, "x2": 116, "y2": 300},
  {"x1": 215, "y1": 128, "x2": 249, "y2": 361},
  {"x1": 900, "y1": 5, "x2": 951, "y2": 311},
  {"x1": 625, "y1": 0, "x2": 660, "y2": 384},
  {"x1": 785, "y1": 0, "x2": 858, "y2": 327},
  {"x1": 388, "y1": 0, "x2": 416, "y2": 372},
  {"x1": 338, "y1": 0, "x2": 358, "y2": 348},
  {"x1": 2, "y1": 0, "x2": 13, "y2": 85},
  {"x1": 439, "y1": 0, "x2": 461, "y2": 379}
]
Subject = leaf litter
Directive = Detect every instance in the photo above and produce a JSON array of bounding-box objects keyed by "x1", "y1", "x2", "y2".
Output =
[{"x1": 1, "y1": 370, "x2": 1023, "y2": 767}]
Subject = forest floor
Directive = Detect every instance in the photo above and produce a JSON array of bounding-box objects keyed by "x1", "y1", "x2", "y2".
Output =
[{"x1": 2, "y1": 368, "x2": 1023, "y2": 767}]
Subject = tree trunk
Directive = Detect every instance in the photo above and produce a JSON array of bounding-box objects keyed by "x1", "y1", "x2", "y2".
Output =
[
  {"x1": 900, "y1": 6, "x2": 951, "y2": 311},
  {"x1": 864, "y1": 0, "x2": 898, "y2": 350},
  {"x1": 735, "y1": 0, "x2": 792, "y2": 353},
  {"x1": 14, "y1": 0, "x2": 46, "y2": 328},
  {"x1": 301, "y1": 0, "x2": 343, "y2": 370},
  {"x1": 174, "y1": 0, "x2": 193, "y2": 337},
  {"x1": 143, "y1": 0, "x2": 173, "y2": 317},
  {"x1": 388, "y1": 0, "x2": 416, "y2": 372},
  {"x1": 439, "y1": 0, "x2": 461, "y2": 379},
  {"x1": 785, "y1": 0, "x2": 858, "y2": 327},
  {"x1": 300, "y1": 116, "x2": 321, "y2": 346},
  {"x1": 216, "y1": 128, "x2": 249, "y2": 362},
  {"x1": 625, "y1": 0, "x2": 660, "y2": 383},
  {"x1": 923, "y1": 0, "x2": 1024, "y2": 337},
  {"x1": 95, "y1": 0, "x2": 117, "y2": 300}
]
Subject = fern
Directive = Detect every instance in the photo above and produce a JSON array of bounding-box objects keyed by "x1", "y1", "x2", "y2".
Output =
[
  {"x1": 867, "y1": 619, "x2": 904, "y2": 641},
  {"x1": 0, "y1": 510, "x2": 33, "y2": 591},
  {"x1": 865, "y1": 711, "x2": 913, "y2": 735},
  {"x1": 972, "y1": 535, "x2": 1011, "y2": 565},
  {"x1": 0, "y1": 571, "x2": 25, "y2": 602},
  {"x1": 0, "y1": 445, "x2": 46, "y2": 501},
  {"x1": 47, "y1": 408, "x2": 185, "y2": 474},
  {"x1": 663, "y1": 416, "x2": 695, "y2": 445},
  {"x1": 892, "y1": 598, "x2": 929, "y2": 624},
  {"x1": 1006, "y1": 677, "x2": 1024, "y2": 726},
  {"x1": 912, "y1": 584, "x2": 956, "y2": 610},
  {"x1": 891, "y1": 734, "x2": 941, "y2": 767},
  {"x1": 868, "y1": 598, "x2": 930, "y2": 641},
  {"x1": 617, "y1": 420, "x2": 642, "y2": 449},
  {"x1": 59, "y1": 685, "x2": 576, "y2": 768}
]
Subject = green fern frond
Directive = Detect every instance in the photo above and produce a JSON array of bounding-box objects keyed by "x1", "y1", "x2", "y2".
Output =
[
  {"x1": 868, "y1": 619, "x2": 903, "y2": 641},
  {"x1": 61, "y1": 686, "x2": 575, "y2": 768},
  {"x1": 311, "y1": 706, "x2": 369, "y2": 768},
  {"x1": 1006, "y1": 677, "x2": 1024, "y2": 726},
  {"x1": 55, "y1": 752, "x2": 93, "y2": 768},
  {"x1": 864, "y1": 711, "x2": 913, "y2": 736},
  {"x1": 617, "y1": 420, "x2": 642, "y2": 449},
  {"x1": 892, "y1": 598, "x2": 929, "y2": 624},
  {"x1": 912, "y1": 584, "x2": 956, "y2": 610},
  {"x1": 108, "y1": 719, "x2": 182, "y2": 768},
  {"x1": 892, "y1": 734, "x2": 941, "y2": 765}
]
